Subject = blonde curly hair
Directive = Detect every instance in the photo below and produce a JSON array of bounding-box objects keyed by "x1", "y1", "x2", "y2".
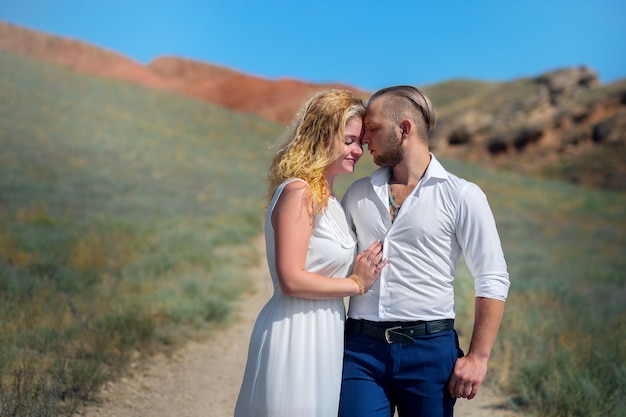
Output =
[{"x1": 267, "y1": 89, "x2": 365, "y2": 213}]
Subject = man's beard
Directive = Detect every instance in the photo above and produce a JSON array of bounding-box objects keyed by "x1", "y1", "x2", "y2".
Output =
[{"x1": 373, "y1": 130, "x2": 403, "y2": 167}]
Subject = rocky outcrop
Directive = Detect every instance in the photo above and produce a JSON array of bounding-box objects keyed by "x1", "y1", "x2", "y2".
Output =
[
  {"x1": 535, "y1": 66, "x2": 600, "y2": 105},
  {"x1": 429, "y1": 68, "x2": 626, "y2": 189}
]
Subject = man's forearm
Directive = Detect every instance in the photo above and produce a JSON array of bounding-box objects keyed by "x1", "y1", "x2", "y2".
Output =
[{"x1": 467, "y1": 296, "x2": 505, "y2": 360}]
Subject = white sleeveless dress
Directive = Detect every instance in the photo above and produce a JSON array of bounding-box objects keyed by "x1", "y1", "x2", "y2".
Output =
[{"x1": 234, "y1": 179, "x2": 357, "y2": 417}]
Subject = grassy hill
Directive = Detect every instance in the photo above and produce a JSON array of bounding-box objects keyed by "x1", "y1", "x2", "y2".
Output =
[
  {"x1": 0, "y1": 51, "x2": 624, "y2": 416},
  {"x1": 0, "y1": 50, "x2": 285, "y2": 415},
  {"x1": 449, "y1": 161, "x2": 625, "y2": 416}
]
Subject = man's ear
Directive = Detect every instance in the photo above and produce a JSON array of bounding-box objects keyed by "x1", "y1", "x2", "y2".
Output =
[{"x1": 400, "y1": 120, "x2": 410, "y2": 136}]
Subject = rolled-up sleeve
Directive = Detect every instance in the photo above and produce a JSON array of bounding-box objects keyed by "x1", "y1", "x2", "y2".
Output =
[{"x1": 455, "y1": 183, "x2": 510, "y2": 301}]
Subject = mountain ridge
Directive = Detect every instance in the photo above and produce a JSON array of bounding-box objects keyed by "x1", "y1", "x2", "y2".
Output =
[
  {"x1": 1, "y1": 20, "x2": 624, "y2": 190},
  {"x1": 0, "y1": 21, "x2": 367, "y2": 124}
]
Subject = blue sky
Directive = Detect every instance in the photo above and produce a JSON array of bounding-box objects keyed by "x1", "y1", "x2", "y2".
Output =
[{"x1": 1, "y1": 0, "x2": 624, "y2": 91}]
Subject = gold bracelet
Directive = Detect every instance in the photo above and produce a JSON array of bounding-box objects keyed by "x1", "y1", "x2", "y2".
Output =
[{"x1": 349, "y1": 274, "x2": 365, "y2": 295}]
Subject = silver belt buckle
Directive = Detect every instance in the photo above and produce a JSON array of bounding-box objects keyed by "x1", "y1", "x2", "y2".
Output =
[{"x1": 384, "y1": 326, "x2": 403, "y2": 344}]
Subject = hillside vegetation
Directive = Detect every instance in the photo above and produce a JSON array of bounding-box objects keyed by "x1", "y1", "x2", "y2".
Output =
[
  {"x1": 1, "y1": 51, "x2": 625, "y2": 417},
  {"x1": 0, "y1": 50, "x2": 283, "y2": 415}
]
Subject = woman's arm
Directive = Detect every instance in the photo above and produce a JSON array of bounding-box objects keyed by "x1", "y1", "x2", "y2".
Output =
[{"x1": 272, "y1": 181, "x2": 383, "y2": 299}]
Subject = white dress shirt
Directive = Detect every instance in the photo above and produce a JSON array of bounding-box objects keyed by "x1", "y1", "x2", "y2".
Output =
[{"x1": 342, "y1": 154, "x2": 510, "y2": 322}]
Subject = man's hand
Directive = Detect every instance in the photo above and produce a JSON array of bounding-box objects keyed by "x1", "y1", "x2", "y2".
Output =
[
  {"x1": 448, "y1": 354, "x2": 488, "y2": 399},
  {"x1": 448, "y1": 297, "x2": 505, "y2": 400}
]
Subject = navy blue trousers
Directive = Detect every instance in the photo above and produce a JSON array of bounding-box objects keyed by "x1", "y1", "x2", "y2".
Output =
[{"x1": 339, "y1": 327, "x2": 463, "y2": 417}]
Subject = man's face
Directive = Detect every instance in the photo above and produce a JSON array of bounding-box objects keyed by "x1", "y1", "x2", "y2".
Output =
[{"x1": 362, "y1": 99, "x2": 403, "y2": 167}]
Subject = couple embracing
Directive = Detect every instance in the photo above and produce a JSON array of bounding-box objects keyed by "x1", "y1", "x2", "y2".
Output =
[{"x1": 234, "y1": 86, "x2": 510, "y2": 417}]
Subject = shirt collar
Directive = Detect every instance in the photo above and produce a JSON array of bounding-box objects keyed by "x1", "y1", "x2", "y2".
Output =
[{"x1": 423, "y1": 153, "x2": 449, "y2": 183}]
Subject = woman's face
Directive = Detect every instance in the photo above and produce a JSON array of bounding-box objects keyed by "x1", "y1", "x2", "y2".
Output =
[{"x1": 325, "y1": 117, "x2": 364, "y2": 179}]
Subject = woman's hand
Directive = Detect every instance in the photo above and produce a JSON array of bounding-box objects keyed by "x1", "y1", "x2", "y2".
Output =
[{"x1": 352, "y1": 241, "x2": 386, "y2": 292}]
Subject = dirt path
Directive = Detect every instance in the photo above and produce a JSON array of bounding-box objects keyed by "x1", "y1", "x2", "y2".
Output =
[{"x1": 77, "y1": 237, "x2": 523, "y2": 417}]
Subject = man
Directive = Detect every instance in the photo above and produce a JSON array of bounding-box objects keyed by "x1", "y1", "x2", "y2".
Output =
[{"x1": 339, "y1": 86, "x2": 510, "y2": 417}]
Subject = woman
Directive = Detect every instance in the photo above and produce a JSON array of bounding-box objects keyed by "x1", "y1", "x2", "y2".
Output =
[{"x1": 234, "y1": 90, "x2": 386, "y2": 417}]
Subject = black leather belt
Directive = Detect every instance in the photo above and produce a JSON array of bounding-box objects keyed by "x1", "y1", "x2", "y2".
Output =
[{"x1": 346, "y1": 318, "x2": 454, "y2": 344}]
